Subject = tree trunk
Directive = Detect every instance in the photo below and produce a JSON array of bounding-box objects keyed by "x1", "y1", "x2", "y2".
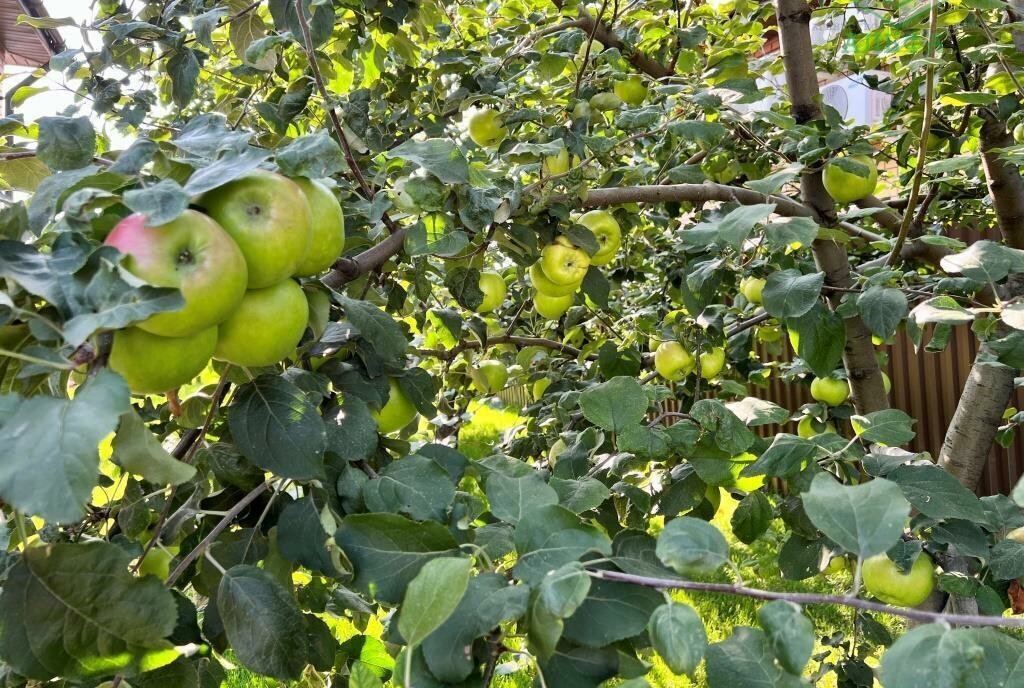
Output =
[{"x1": 774, "y1": 0, "x2": 889, "y2": 414}]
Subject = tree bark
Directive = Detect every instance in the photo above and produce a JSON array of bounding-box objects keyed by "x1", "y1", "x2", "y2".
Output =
[
  {"x1": 774, "y1": 0, "x2": 889, "y2": 414},
  {"x1": 936, "y1": 113, "x2": 1024, "y2": 490}
]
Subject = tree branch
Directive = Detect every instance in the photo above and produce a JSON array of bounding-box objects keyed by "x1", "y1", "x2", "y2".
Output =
[
  {"x1": 417, "y1": 335, "x2": 592, "y2": 361},
  {"x1": 774, "y1": 0, "x2": 888, "y2": 415},
  {"x1": 589, "y1": 568, "x2": 1024, "y2": 629}
]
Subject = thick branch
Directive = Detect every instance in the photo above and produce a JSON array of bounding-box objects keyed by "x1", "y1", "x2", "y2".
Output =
[
  {"x1": 550, "y1": 0, "x2": 672, "y2": 79},
  {"x1": 589, "y1": 568, "x2": 1024, "y2": 629},
  {"x1": 774, "y1": 0, "x2": 888, "y2": 415},
  {"x1": 323, "y1": 229, "x2": 408, "y2": 289}
]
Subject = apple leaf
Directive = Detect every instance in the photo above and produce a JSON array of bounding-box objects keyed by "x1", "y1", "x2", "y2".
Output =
[
  {"x1": 0, "y1": 541, "x2": 177, "y2": 680},
  {"x1": 757, "y1": 601, "x2": 813, "y2": 675},
  {"x1": 801, "y1": 473, "x2": 909, "y2": 558},
  {"x1": 648, "y1": 602, "x2": 707, "y2": 677},
  {"x1": 123, "y1": 179, "x2": 189, "y2": 225},
  {"x1": 228, "y1": 374, "x2": 327, "y2": 481},
  {"x1": 762, "y1": 269, "x2": 824, "y2": 318},
  {"x1": 387, "y1": 138, "x2": 470, "y2": 184},
  {"x1": 655, "y1": 517, "x2": 730, "y2": 577},
  {"x1": 705, "y1": 627, "x2": 783, "y2": 687},
  {"x1": 0, "y1": 370, "x2": 129, "y2": 523},
  {"x1": 37, "y1": 116, "x2": 96, "y2": 170},
  {"x1": 486, "y1": 471, "x2": 559, "y2": 525},
  {"x1": 111, "y1": 409, "x2": 197, "y2": 485},
  {"x1": 399, "y1": 557, "x2": 472, "y2": 647},
  {"x1": 275, "y1": 133, "x2": 346, "y2": 178},
  {"x1": 363, "y1": 454, "x2": 457, "y2": 521},
  {"x1": 579, "y1": 376, "x2": 649, "y2": 432}
]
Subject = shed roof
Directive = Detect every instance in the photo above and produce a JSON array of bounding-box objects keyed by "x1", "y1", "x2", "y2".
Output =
[{"x1": 0, "y1": 0, "x2": 64, "y2": 68}]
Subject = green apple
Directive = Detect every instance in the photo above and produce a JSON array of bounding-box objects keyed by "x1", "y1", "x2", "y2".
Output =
[
  {"x1": 137, "y1": 545, "x2": 177, "y2": 580},
  {"x1": 542, "y1": 147, "x2": 573, "y2": 177},
  {"x1": 589, "y1": 91, "x2": 623, "y2": 112},
  {"x1": 707, "y1": 0, "x2": 743, "y2": 13},
  {"x1": 472, "y1": 359, "x2": 509, "y2": 394},
  {"x1": 215, "y1": 279, "x2": 309, "y2": 367},
  {"x1": 109, "y1": 326, "x2": 216, "y2": 394},
  {"x1": 823, "y1": 154, "x2": 878, "y2": 204},
  {"x1": 532, "y1": 377, "x2": 552, "y2": 401},
  {"x1": 198, "y1": 170, "x2": 312, "y2": 288},
  {"x1": 654, "y1": 341, "x2": 695, "y2": 381},
  {"x1": 702, "y1": 151, "x2": 741, "y2": 184},
  {"x1": 797, "y1": 415, "x2": 837, "y2": 438},
  {"x1": 699, "y1": 347, "x2": 726, "y2": 380},
  {"x1": 862, "y1": 552, "x2": 935, "y2": 607},
  {"x1": 540, "y1": 236, "x2": 591, "y2": 286},
  {"x1": 823, "y1": 555, "x2": 848, "y2": 575},
  {"x1": 577, "y1": 210, "x2": 622, "y2": 266},
  {"x1": 1015, "y1": 122, "x2": 1024, "y2": 144},
  {"x1": 292, "y1": 178, "x2": 345, "y2": 277},
  {"x1": 756, "y1": 325, "x2": 781, "y2": 343},
  {"x1": 105, "y1": 211, "x2": 247, "y2": 337},
  {"x1": 468, "y1": 109, "x2": 507, "y2": 148},
  {"x1": 477, "y1": 271, "x2": 507, "y2": 313},
  {"x1": 810, "y1": 376, "x2": 850, "y2": 406},
  {"x1": 572, "y1": 101, "x2": 593, "y2": 121},
  {"x1": 530, "y1": 262, "x2": 581, "y2": 297},
  {"x1": 391, "y1": 174, "x2": 446, "y2": 213},
  {"x1": 373, "y1": 378, "x2": 418, "y2": 434},
  {"x1": 739, "y1": 276, "x2": 765, "y2": 304},
  {"x1": 534, "y1": 291, "x2": 574, "y2": 319},
  {"x1": 613, "y1": 76, "x2": 647, "y2": 106}
]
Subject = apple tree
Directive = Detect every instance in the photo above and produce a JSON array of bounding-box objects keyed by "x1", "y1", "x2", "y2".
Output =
[{"x1": 1, "y1": 0, "x2": 1024, "y2": 686}]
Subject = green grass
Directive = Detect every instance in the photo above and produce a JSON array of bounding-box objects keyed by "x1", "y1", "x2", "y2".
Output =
[{"x1": 225, "y1": 404, "x2": 901, "y2": 686}]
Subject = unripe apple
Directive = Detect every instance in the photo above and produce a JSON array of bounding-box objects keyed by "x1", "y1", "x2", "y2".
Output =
[
  {"x1": 391, "y1": 174, "x2": 446, "y2": 213},
  {"x1": 542, "y1": 147, "x2": 573, "y2": 177},
  {"x1": 540, "y1": 236, "x2": 590, "y2": 286},
  {"x1": 109, "y1": 326, "x2": 216, "y2": 394},
  {"x1": 823, "y1": 154, "x2": 878, "y2": 204},
  {"x1": 198, "y1": 170, "x2": 313, "y2": 288},
  {"x1": 823, "y1": 555, "x2": 848, "y2": 575},
  {"x1": 292, "y1": 178, "x2": 345, "y2": 277},
  {"x1": 699, "y1": 347, "x2": 726, "y2": 380},
  {"x1": 1015, "y1": 122, "x2": 1024, "y2": 144},
  {"x1": 707, "y1": 0, "x2": 744, "y2": 14},
  {"x1": 797, "y1": 415, "x2": 837, "y2": 438},
  {"x1": 137, "y1": 546, "x2": 175, "y2": 580},
  {"x1": 529, "y1": 262, "x2": 581, "y2": 297},
  {"x1": 589, "y1": 91, "x2": 623, "y2": 112},
  {"x1": 548, "y1": 437, "x2": 567, "y2": 465},
  {"x1": 810, "y1": 376, "x2": 850, "y2": 406},
  {"x1": 862, "y1": 552, "x2": 935, "y2": 607},
  {"x1": 215, "y1": 279, "x2": 309, "y2": 367},
  {"x1": 105, "y1": 211, "x2": 248, "y2": 337},
  {"x1": 613, "y1": 76, "x2": 647, "y2": 106},
  {"x1": 739, "y1": 276, "x2": 765, "y2": 304},
  {"x1": 534, "y1": 291, "x2": 574, "y2": 320},
  {"x1": 756, "y1": 325, "x2": 781, "y2": 343},
  {"x1": 654, "y1": 341, "x2": 695, "y2": 381},
  {"x1": 572, "y1": 101, "x2": 593, "y2": 121},
  {"x1": 373, "y1": 378, "x2": 418, "y2": 434},
  {"x1": 468, "y1": 109, "x2": 507, "y2": 148},
  {"x1": 477, "y1": 272, "x2": 507, "y2": 313},
  {"x1": 472, "y1": 359, "x2": 509, "y2": 394},
  {"x1": 577, "y1": 210, "x2": 622, "y2": 266}
]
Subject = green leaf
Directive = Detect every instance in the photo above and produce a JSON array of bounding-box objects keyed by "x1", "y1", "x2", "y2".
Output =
[
  {"x1": 228, "y1": 374, "x2": 327, "y2": 481},
  {"x1": 801, "y1": 473, "x2": 909, "y2": 558},
  {"x1": 324, "y1": 394, "x2": 378, "y2": 461},
  {"x1": 689, "y1": 399, "x2": 757, "y2": 455},
  {"x1": 111, "y1": 410, "x2": 197, "y2": 485},
  {"x1": 705, "y1": 627, "x2": 783, "y2": 688},
  {"x1": 335, "y1": 294, "x2": 410, "y2": 363},
  {"x1": 909, "y1": 296, "x2": 975, "y2": 327},
  {"x1": 513, "y1": 504, "x2": 611, "y2": 585},
  {"x1": 742, "y1": 434, "x2": 817, "y2": 479},
  {"x1": 538, "y1": 562, "x2": 591, "y2": 618},
  {"x1": 850, "y1": 409, "x2": 916, "y2": 445},
  {"x1": 363, "y1": 454, "x2": 457, "y2": 521},
  {"x1": 858, "y1": 287, "x2": 908, "y2": 341},
  {"x1": 387, "y1": 138, "x2": 470, "y2": 184},
  {"x1": 420, "y1": 573, "x2": 529, "y2": 683},
  {"x1": 725, "y1": 397, "x2": 790, "y2": 427},
  {"x1": 486, "y1": 471, "x2": 559, "y2": 525},
  {"x1": 399, "y1": 557, "x2": 472, "y2": 647},
  {"x1": 0, "y1": 370, "x2": 129, "y2": 523},
  {"x1": 938, "y1": 91, "x2": 999, "y2": 106},
  {"x1": 880, "y1": 625, "x2": 1024, "y2": 688},
  {"x1": 731, "y1": 490, "x2": 773, "y2": 544},
  {"x1": 562, "y1": 577, "x2": 663, "y2": 647},
  {"x1": 167, "y1": 48, "x2": 201, "y2": 107},
  {"x1": 550, "y1": 476, "x2": 611, "y2": 513},
  {"x1": 276, "y1": 495, "x2": 345, "y2": 576},
  {"x1": 37, "y1": 116, "x2": 95, "y2": 170},
  {"x1": 0, "y1": 541, "x2": 177, "y2": 680},
  {"x1": 763, "y1": 269, "x2": 824, "y2": 318},
  {"x1": 757, "y1": 600, "x2": 813, "y2": 675},
  {"x1": 988, "y1": 539, "x2": 1024, "y2": 581},
  {"x1": 648, "y1": 602, "x2": 707, "y2": 677},
  {"x1": 349, "y1": 662, "x2": 384, "y2": 688},
  {"x1": 786, "y1": 303, "x2": 845, "y2": 378},
  {"x1": 217, "y1": 566, "x2": 308, "y2": 680},
  {"x1": 123, "y1": 179, "x2": 189, "y2": 226},
  {"x1": 888, "y1": 464, "x2": 987, "y2": 522},
  {"x1": 335, "y1": 512, "x2": 459, "y2": 603},
  {"x1": 275, "y1": 133, "x2": 347, "y2": 179},
  {"x1": 443, "y1": 266, "x2": 484, "y2": 310},
  {"x1": 656, "y1": 517, "x2": 730, "y2": 577},
  {"x1": 940, "y1": 240, "x2": 1024, "y2": 283},
  {"x1": 579, "y1": 376, "x2": 649, "y2": 432}
]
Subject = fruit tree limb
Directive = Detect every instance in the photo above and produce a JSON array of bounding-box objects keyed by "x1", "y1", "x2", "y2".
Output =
[
  {"x1": 588, "y1": 568, "x2": 1024, "y2": 629},
  {"x1": 416, "y1": 335, "x2": 591, "y2": 361},
  {"x1": 774, "y1": 0, "x2": 888, "y2": 415},
  {"x1": 551, "y1": 0, "x2": 673, "y2": 79}
]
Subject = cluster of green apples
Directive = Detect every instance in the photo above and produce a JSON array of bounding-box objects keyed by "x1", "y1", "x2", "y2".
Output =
[
  {"x1": 529, "y1": 211, "x2": 622, "y2": 319},
  {"x1": 106, "y1": 170, "x2": 345, "y2": 394},
  {"x1": 653, "y1": 340, "x2": 727, "y2": 383}
]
